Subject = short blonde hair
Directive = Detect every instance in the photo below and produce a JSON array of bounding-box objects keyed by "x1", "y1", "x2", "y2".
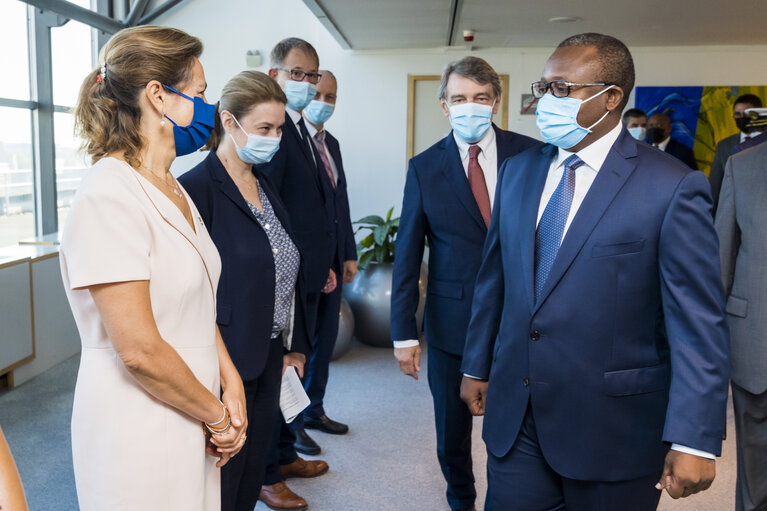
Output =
[{"x1": 73, "y1": 25, "x2": 203, "y2": 168}]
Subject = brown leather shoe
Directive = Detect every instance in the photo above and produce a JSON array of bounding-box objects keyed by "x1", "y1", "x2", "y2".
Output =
[
  {"x1": 280, "y1": 456, "x2": 329, "y2": 478},
  {"x1": 258, "y1": 482, "x2": 307, "y2": 510}
]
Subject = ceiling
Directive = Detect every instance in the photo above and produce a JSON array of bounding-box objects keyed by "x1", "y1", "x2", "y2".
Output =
[{"x1": 305, "y1": 0, "x2": 767, "y2": 50}]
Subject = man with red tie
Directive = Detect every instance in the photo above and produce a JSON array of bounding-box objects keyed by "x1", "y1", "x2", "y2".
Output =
[{"x1": 390, "y1": 56, "x2": 541, "y2": 511}]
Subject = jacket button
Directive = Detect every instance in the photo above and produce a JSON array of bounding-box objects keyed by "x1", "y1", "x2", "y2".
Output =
[
  {"x1": 523, "y1": 377, "x2": 530, "y2": 387},
  {"x1": 530, "y1": 331, "x2": 540, "y2": 341}
]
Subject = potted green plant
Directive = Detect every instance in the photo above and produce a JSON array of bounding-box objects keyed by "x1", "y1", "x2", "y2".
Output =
[{"x1": 343, "y1": 207, "x2": 427, "y2": 347}]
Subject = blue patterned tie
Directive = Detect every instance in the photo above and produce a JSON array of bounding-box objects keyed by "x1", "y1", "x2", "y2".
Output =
[{"x1": 534, "y1": 154, "x2": 585, "y2": 301}]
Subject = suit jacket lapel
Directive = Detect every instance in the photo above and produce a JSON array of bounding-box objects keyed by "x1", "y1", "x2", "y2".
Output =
[
  {"x1": 205, "y1": 152, "x2": 262, "y2": 226},
  {"x1": 494, "y1": 124, "x2": 516, "y2": 167},
  {"x1": 533, "y1": 131, "x2": 639, "y2": 313},
  {"x1": 521, "y1": 144, "x2": 558, "y2": 311},
  {"x1": 285, "y1": 113, "x2": 314, "y2": 166},
  {"x1": 441, "y1": 132, "x2": 487, "y2": 232}
]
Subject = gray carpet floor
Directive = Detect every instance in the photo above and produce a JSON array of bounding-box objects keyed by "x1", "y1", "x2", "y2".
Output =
[{"x1": 0, "y1": 340, "x2": 737, "y2": 510}]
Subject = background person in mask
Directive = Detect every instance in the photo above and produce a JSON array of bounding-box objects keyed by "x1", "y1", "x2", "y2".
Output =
[
  {"x1": 621, "y1": 108, "x2": 647, "y2": 141},
  {"x1": 709, "y1": 94, "x2": 763, "y2": 216},
  {"x1": 178, "y1": 70, "x2": 311, "y2": 511},
  {"x1": 646, "y1": 112, "x2": 698, "y2": 170},
  {"x1": 391, "y1": 56, "x2": 540, "y2": 511},
  {"x1": 61, "y1": 26, "x2": 247, "y2": 510},
  {"x1": 259, "y1": 37, "x2": 333, "y2": 511},
  {"x1": 460, "y1": 33, "x2": 729, "y2": 510},
  {"x1": 292, "y1": 70, "x2": 356, "y2": 439}
]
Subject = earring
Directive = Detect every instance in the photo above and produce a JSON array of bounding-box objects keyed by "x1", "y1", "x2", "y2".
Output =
[{"x1": 160, "y1": 108, "x2": 166, "y2": 126}]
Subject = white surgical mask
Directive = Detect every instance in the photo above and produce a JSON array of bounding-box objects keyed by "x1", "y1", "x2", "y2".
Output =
[{"x1": 229, "y1": 113, "x2": 281, "y2": 165}]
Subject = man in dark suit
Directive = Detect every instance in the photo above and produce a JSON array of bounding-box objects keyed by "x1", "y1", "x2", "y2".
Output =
[
  {"x1": 259, "y1": 37, "x2": 334, "y2": 511},
  {"x1": 709, "y1": 94, "x2": 764, "y2": 215},
  {"x1": 391, "y1": 56, "x2": 541, "y2": 511},
  {"x1": 460, "y1": 33, "x2": 729, "y2": 510},
  {"x1": 293, "y1": 69, "x2": 356, "y2": 437},
  {"x1": 647, "y1": 112, "x2": 698, "y2": 169},
  {"x1": 715, "y1": 140, "x2": 767, "y2": 511}
]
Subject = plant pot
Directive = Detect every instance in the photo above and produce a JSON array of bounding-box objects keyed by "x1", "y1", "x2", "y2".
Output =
[
  {"x1": 331, "y1": 298, "x2": 354, "y2": 361},
  {"x1": 343, "y1": 262, "x2": 427, "y2": 348}
]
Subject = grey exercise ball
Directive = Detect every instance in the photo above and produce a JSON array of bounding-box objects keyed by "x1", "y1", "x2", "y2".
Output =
[
  {"x1": 331, "y1": 299, "x2": 354, "y2": 361},
  {"x1": 343, "y1": 262, "x2": 427, "y2": 348}
]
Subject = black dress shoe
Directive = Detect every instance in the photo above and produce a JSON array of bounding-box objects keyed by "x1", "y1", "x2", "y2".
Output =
[
  {"x1": 304, "y1": 414, "x2": 349, "y2": 435},
  {"x1": 293, "y1": 428, "x2": 321, "y2": 455}
]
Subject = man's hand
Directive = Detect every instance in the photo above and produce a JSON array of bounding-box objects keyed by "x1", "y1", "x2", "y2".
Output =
[
  {"x1": 283, "y1": 352, "x2": 306, "y2": 378},
  {"x1": 394, "y1": 345, "x2": 421, "y2": 379},
  {"x1": 343, "y1": 260, "x2": 358, "y2": 284},
  {"x1": 322, "y1": 269, "x2": 337, "y2": 294},
  {"x1": 460, "y1": 376, "x2": 489, "y2": 416},
  {"x1": 656, "y1": 450, "x2": 716, "y2": 499}
]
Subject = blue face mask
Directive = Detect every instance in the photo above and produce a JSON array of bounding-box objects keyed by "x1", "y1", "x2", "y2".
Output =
[
  {"x1": 448, "y1": 102, "x2": 494, "y2": 143},
  {"x1": 535, "y1": 85, "x2": 614, "y2": 149},
  {"x1": 628, "y1": 126, "x2": 646, "y2": 140},
  {"x1": 304, "y1": 100, "x2": 335, "y2": 125},
  {"x1": 229, "y1": 113, "x2": 281, "y2": 165},
  {"x1": 284, "y1": 80, "x2": 317, "y2": 111},
  {"x1": 162, "y1": 84, "x2": 216, "y2": 156}
]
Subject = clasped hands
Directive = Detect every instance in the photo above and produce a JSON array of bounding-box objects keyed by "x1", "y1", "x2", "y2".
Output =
[
  {"x1": 457, "y1": 376, "x2": 716, "y2": 499},
  {"x1": 204, "y1": 387, "x2": 248, "y2": 468}
]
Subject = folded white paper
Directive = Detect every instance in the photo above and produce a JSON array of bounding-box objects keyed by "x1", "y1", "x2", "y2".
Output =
[{"x1": 280, "y1": 366, "x2": 310, "y2": 423}]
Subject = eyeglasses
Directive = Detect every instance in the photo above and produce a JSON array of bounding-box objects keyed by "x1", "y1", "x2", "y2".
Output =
[
  {"x1": 276, "y1": 67, "x2": 322, "y2": 84},
  {"x1": 531, "y1": 80, "x2": 611, "y2": 98}
]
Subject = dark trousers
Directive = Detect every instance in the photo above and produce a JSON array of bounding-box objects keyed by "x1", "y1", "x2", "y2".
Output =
[
  {"x1": 299, "y1": 272, "x2": 343, "y2": 422},
  {"x1": 263, "y1": 292, "x2": 323, "y2": 485},
  {"x1": 732, "y1": 381, "x2": 767, "y2": 511},
  {"x1": 427, "y1": 343, "x2": 476, "y2": 511},
  {"x1": 486, "y1": 402, "x2": 662, "y2": 511},
  {"x1": 221, "y1": 337, "x2": 283, "y2": 511}
]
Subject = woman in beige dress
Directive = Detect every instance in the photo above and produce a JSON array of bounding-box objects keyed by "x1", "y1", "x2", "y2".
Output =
[{"x1": 60, "y1": 26, "x2": 246, "y2": 510}]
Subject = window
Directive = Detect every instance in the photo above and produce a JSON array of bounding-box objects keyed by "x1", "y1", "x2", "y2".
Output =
[
  {"x1": 0, "y1": 107, "x2": 35, "y2": 247},
  {"x1": 51, "y1": 17, "x2": 94, "y2": 230},
  {"x1": 51, "y1": 18, "x2": 94, "y2": 108},
  {"x1": 54, "y1": 112, "x2": 88, "y2": 229},
  {"x1": 0, "y1": 1, "x2": 30, "y2": 101}
]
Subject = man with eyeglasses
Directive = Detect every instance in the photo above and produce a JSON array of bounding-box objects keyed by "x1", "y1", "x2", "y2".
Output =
[
  {"x1": 709, "y1": 93, "x2": 763, "y2": 216},
  {"x1": 460, "y1": 33, "x2": 729, "y2": 509},
  {"x1": 259, "y1": 37, "x2": 333, "y2": 511},
  {"x1": 391, "y1": 56, "x2": 540, "y2": 511}
]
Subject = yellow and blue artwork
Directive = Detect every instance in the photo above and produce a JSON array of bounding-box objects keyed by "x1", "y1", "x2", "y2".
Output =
[{"x1": 635, "y1": 86, "x2": 767, "y2": 176}]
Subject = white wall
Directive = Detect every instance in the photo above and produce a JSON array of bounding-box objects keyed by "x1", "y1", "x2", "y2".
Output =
[{"x1": 158, "y1": 0, "x2": 767, "y2": 225}]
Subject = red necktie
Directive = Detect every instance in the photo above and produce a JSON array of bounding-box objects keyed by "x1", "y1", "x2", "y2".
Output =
[
  {"x1": 313, "y1": 130, "x2": 336, "y2": 189},
  {"x1": 468, "y1": 145, "x2": 491, "y2": 227}
]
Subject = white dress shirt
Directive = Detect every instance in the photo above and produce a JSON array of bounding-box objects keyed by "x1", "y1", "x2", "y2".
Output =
[
  {"x1": 473, "y1": 121, "x2": 714, "y2": 460},
  {"x1": 654, "y1": 136, "x2": 671, "y2": 152},
  {"x1": 453, "y1": 126, "x2": 498, "y2": 208},
  {"x1": 393, "y1": 128, "x2": 499, "y2": 349},
  {"x1": 305, "y1": 121, "x2": 338, "y2": 185},
  {"x1": 740, "y1": 130, "x2": 764, "y2": 143},
  {"x1": 286, "y1": 106, "x2": 317, "y2": 166}
]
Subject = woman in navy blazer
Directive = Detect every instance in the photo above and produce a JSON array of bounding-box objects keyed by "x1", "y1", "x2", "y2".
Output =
[{"x1": 179, "y1": 71, "x2": 312, "y2": 511}]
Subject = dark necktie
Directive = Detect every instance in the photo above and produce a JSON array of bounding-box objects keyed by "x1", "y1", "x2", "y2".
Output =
[
  {"x1": 297, "y1": 118, "x2": 318, "y2": 167},
  {"x1": 313, "y1": 130, "x2": 336, "y2": 189},
  {"x1": 534, "y1": 154, "x2": 585, "y2": 301},
  {"x1": 468, "y1": 145, "x2": 491, "y2": 228}
]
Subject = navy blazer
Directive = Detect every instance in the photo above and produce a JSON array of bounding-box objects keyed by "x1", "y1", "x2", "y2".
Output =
[
  {"x1": 664, "y1": 137, "x2": 698, "y2": 170},
  {"x1": 319, "y1": 130, "x2": 357, "y2": 270},
  {"x1": 259, "y1": 113, "x2": 334, "y2": 293},
  {"x1": 391, "y1": 125, "x2": 541, "y2": 355},
  {"x1": 462, "y1": 128, "x2": 730, "y2": 481},
  {"x1": 179, "y1": 151, "x2": 311, "y2": 382}
]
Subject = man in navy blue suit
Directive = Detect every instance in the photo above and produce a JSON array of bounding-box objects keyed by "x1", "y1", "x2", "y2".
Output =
[
  {"x1": 460, "y1": 33, "x2": 730, "y2": 510},
  {"x1": 259, "y1": 37, "x2": 334, "y2": 511},
  {"x1": 391, "y1": 56, "x2": 541, "y2": 511},
  {"x1": 294, "y1": 70, "x2": 357, "y2": 437}
]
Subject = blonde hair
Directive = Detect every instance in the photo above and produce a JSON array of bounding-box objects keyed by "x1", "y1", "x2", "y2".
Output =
[
  {"x1": 73, "y1": 25, "x2": 203, "y2": 168},
  {"x1": 205, "y1": 70, "x2": 287, "y2": 151}
]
